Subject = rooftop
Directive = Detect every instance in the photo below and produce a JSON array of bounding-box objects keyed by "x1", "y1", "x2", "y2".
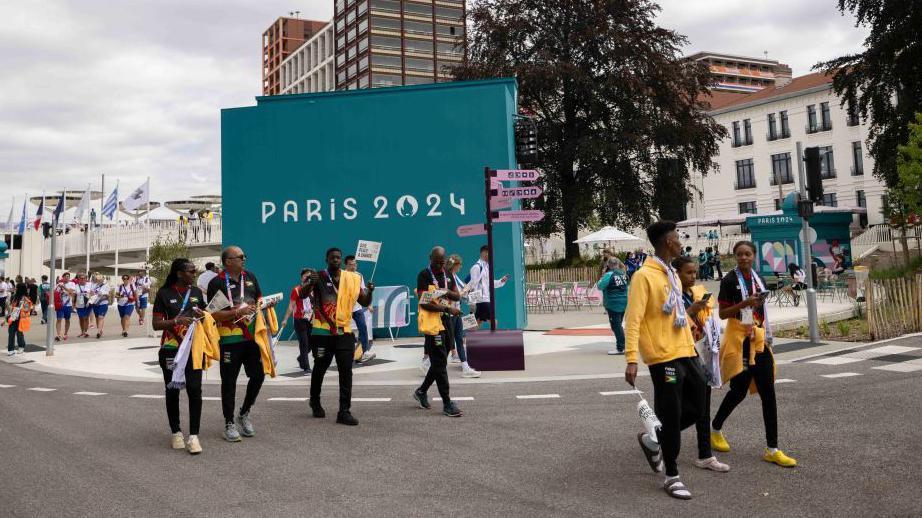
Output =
[{"x1": 706, "y1": 70, "x2": 835, "y2": 115}]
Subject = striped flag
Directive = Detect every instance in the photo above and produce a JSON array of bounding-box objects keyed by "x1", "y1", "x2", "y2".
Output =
[
  {"x1": 102, "y1": 185, "x2": 118, "y2": 221},
  {"x1": 33, "y1": 196, "x2": 44, "y2": 231}
]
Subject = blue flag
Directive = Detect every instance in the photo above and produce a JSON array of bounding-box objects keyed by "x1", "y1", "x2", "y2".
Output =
[
  {"x1": 102, "y1": 186, "x2": 119, "y2": 220},
  {"x1": 52, "y1": 192, "x2": 66, "y2": 223},
  {"x1": 16, "y1": 198, "x2": 27, "y2": 234}
]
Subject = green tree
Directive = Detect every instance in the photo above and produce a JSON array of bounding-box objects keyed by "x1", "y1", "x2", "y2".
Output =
[
  {"x1": 814, "y1": 1, "x2": 922, "y2": 186},
  {"x1": 897, "y1": 112, "x2": 922, "y2": 212},
  {"x1": 147, "y1": 236, "x2": 189, "y2": 293},
  {"x1": 451, "y1": 0, "x2": 725, "y2": 261}
]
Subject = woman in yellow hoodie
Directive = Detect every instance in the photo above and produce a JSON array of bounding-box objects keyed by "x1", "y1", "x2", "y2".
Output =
[{"x1": 711, "y1": 241, "x2": 796, "y2": 468}]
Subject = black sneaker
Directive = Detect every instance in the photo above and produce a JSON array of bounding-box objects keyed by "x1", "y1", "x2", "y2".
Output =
[
  {"x1": 413, "y1": 389, "x2": 431, "y2": 409},
  {"x1": 336, "y1": 411, "x2": 358, "y2": 426},
  {"x1": 310, "y1": 402, "x2": 326, "y2": 418},
  {"x1": 443, "y1": 402, "x2": 463, "y2": 417}
]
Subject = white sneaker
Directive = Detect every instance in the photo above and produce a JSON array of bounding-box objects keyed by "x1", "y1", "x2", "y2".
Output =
[
  {"x1": 449, "y1": 353, "x2": 462, "y2": 364},
  {"x1": 186, "y1": 434, "x2": 202, "y2": 455},
  {"x1": 361, "y1": 350, "x2": 376, "y2": 362},
  {"x1": 694, "y1": 456, "x2": 730, "y2": 473},
  {"x1": 461, "y1": 364, "x2": 481, "y2": 378},
  {"x1": 6, "y1": 350, "x2": 14, "y2": 356},
  {"x1": 16, "y1": 348, "x2": 24, "y2": 355},
  {"x1": 170, "y1": 432, "x2": 185, "y2": 450},
  {"x1": 418, "y1": 356, "x2": 430, "y2": 377}
]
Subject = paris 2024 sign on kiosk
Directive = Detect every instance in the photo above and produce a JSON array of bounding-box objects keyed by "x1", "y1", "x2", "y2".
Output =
[{"x1": 220, "y1": 78, "x2": 527, "y2": 333}]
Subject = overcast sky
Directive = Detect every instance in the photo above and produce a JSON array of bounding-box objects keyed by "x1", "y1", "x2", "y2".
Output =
[{"x1": 0, "y1": 0, "x2": 868, "y2": 219}]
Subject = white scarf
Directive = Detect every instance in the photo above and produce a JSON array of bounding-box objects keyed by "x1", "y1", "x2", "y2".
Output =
[
  {"x1": 736, "y1": 268, "x2": 773, "y2": 346},
  {"x1": 167, "y1": 321, "x2": 197, "y2": 390},
  {"x1": 649, "y1": 255, "x2": 686, "y2": 328}
]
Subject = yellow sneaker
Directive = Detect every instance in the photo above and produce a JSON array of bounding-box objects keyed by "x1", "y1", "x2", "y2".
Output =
[
  {"x1": 763, "y1": 448, "x2": 797, "y2": 467},
  {"x1": 170, "y1": 432, "x2": 185, "y2": 450},
  {"x1": 711, "y1": 431, "x2": 730, "y2": 452}
]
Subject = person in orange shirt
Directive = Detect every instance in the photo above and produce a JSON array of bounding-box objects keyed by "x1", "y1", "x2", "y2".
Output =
[{"x1": 7, "y1": 282, "x2": 33, "y2": 356}]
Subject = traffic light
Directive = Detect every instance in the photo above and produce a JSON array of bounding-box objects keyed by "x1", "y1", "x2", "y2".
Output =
[
  {"x1": 514, "y1": 115, "x2": 538, "y2": 164},
  {"x1": 804, "y1": 147, "x2": 823, "y2": 203}
]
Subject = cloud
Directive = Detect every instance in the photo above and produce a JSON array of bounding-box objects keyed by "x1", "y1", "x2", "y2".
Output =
[{"x1": 0, "y1": 0, "x2": 868, "y2": 218}]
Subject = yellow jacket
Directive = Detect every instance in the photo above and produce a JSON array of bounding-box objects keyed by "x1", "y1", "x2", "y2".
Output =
[
  {"x1": 624, "y1": 258, "x2": 696, "y2": 365},
  {"x1": 311, "y1": 270, "x2": 362, "y2": 333},
  {"x1": 719, "y1": 302, "x2": 775, "y2": 393},
  {"x1": 191, "y1": 312, "x2": 221, "y2": 371},
  {"x1": 254, "y1": 303, "x2": 280, "y2": 378}
]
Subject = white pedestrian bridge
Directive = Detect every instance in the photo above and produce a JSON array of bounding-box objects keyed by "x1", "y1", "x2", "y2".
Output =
[{"x1": 42, "y1": 219, "x2": 222, "y2": 273}]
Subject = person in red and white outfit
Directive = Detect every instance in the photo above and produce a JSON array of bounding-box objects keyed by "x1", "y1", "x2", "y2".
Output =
[
  {"x1": 281, "y1": 268, "x2": 315, "y2": 375},
  {"x1": 116, "y1": 274, "x2": 138, "y2": 337}
]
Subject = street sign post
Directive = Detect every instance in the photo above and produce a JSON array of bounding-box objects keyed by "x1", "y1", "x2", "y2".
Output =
[
  {"x1": 490, "y1": 186, "x2": 544, "y2": 200},
  {"x1": 491, "y1": 210, "x2": 545, "y2": 223},
  {"x1": 491, "y1": 169, "x2": 543, "y2": 181},
  {"x1": 456, "y1": 223, "x2": 487, "y2": 237}
]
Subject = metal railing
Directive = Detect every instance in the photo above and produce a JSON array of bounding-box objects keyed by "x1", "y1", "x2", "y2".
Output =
[{"x1": 42, "y1": 219, "x2": 222, "y2": 261}]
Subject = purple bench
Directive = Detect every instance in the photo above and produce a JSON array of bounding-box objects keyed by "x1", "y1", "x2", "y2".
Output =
[{"x1": 465, "y1": 330, "x2": 525, "y2": 371}]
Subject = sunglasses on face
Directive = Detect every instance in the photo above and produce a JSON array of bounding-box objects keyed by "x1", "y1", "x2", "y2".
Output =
[{"x1": 228, "y1": 255, "x2": 246, "y2": 261}]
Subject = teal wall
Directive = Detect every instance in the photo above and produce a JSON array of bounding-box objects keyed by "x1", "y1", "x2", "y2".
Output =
[{"x1": 221, "y1": 78, "x2": 526, "y2": 332}]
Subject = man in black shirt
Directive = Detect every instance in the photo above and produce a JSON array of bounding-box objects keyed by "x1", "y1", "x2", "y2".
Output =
[
  {"x1": 207, "y1": 246, "x2": 276, "y2": 442},
  {"x1": 412, "y1": 246, "x2": 464, "y2": 417}
]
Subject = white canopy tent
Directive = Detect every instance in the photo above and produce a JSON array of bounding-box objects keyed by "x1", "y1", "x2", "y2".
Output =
[{"x1": 574, "y1": 226, "x2": 642, "y2": 243}]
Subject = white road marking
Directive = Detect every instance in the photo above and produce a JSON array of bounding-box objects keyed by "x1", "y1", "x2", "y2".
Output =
[
  {"x1": 202, "y1": 396, "x2": 221, "y2": 401},
  {"x1": 810, "y1": 345, "x2": 919, "y2": 365},
  {"x1": 73, "y1": 391, "x2": 107, "y2": 396},
  {"x1": 516, "y1": 394, "x2": 560, "y2": 399},
  {"x1": 268, "y1": 397, "x2": 308, "y2": 402},
  {"x1": 433, "y1": 396, "x2": 475, "y2": 401},
  {"x1": 874, "y1": 358, "x2": 922, "y2": 373},
  {"x1": 600, "y1": 390, "x2": 641, "y2": 396},
  {"x1": 352, "y1": 398, "x2": 392, "y2": 402},
  {"x1": 130, "y1": 394, "x2": 165, "y2": 399},
  {"x1": 27, "y1": 387, "x2": 56, "y2": 392},
  {"x1": 821, "y1": 372, "x2": 862, "y2": 379},
  {"x1": 775, "y1": 379, "x2": 797, "y2": 384},
  {"x1": 0, "y1": 384, "x2": 15, "y2": 388}
]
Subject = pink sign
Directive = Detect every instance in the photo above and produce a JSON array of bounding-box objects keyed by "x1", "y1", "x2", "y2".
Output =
[
  {"x1": 491, "y1": 186, "x2": 543, "y2": 200},
  {"x1": 491, "y1": 210, "x2": 545, "y2": 223},
  {"x1": 492, "y1": 169, "x2": 542, "y2": 181},
  {"x1": 490, "y1": 198, "x2": 512, "y2": 209},
  {"x1": 456, "y1": 223, "x2": 487, "y2": 237}
]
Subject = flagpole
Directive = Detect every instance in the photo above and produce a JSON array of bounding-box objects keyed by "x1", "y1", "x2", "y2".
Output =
[
  {"x1": 61, "y1": 189, "x2": 66, "y2": 272},
  {"x1": 46, "y1": 209, "x2": 58, "y2": 356},
  {"x1": 114, "y1": 182, "x2": 120, "y2": 282},
  {"x1": 18, "y1": 194, "x2": 26, "y2": 277},
  {"x1": 39, "y1": 191, "x2": 45, "y2": 278},
  {"x1": 85, "y1": 183, "x2": 91, "y2": 275},
  {"x1": 145, "y1": 177, "x2": 151, "y2": 267}
]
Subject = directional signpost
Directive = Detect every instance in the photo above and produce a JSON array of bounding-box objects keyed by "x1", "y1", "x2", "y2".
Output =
[{"x1": 491, "y1": 210, "x2": 545, "y2": 223}]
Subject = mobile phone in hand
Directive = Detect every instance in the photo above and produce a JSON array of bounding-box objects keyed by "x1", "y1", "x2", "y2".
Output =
[{"x1": 701, "y1": 293, "x2": 712, "y2": 302}]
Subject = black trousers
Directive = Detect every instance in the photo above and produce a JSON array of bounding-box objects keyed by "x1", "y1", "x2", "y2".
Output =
[
  {"x1": 695, "y1": 384, "x2": 713, "y2": 460},
  {"x1": 419, "y1": 331, "x2": 450, "y2": 403},
  {"x1": 219, "y1": 341, "x2": 264, "y2": 423},
  {"x1": 294, "y1": 318, "x2": 312, "y2": 371},
  {"x1": 158, "y1": 348, "x2": 203, "y2": 435},
  {"x1": 649, "y1": 356, "x2": 708, "y2": 477},
  {"x1": 712, "y1": 349, "x2": 778, "y2": 448},
  {"x1": 7, "y1": 322, "x2": 25, "y2": 351},
  {"x1": 310, "y1": 333, "x2": 355, "y2": 413}
]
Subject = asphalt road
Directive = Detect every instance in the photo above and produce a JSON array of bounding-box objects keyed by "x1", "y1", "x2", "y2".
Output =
[{"x1": 1, "y1": 336, "x2": 920, "y2": 517}]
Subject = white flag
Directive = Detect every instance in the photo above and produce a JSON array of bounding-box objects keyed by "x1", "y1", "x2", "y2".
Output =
[
  {"x1": 73, "y1": 186, "x2": 90, "y2": 224},
  {"x1": 4, "y1": 200, "x2": 13, "y2": 233},
  {"x1": 122, "y1": 179, "x2": 149, "y2": 211}
]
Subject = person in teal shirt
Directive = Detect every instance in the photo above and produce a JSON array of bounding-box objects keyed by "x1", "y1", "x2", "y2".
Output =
[{"x1": 597, "y1": 258, "x2": 629, "y2": 355}]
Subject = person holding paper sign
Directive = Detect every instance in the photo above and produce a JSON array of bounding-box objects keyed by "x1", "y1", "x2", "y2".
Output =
[
  {"x1": 468, "y1": 245, "x2": 508, "y2": 326},
  {"x1": 445, "y1": 254, "x2": 480, "y2": 378},
  {"x1": 152, "y1": 258, "x2": 208, "y2": 454},
  {"x1": 413, "y1": 246, "x2": 464, "y2": 417},
  {"x1": 307, "y1": 247, "x2": 373, "y2": 426}
]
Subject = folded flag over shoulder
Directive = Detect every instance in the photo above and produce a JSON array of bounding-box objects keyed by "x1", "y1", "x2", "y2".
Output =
[
  {"x1": 102, "y1": 186, "x2": 118, "y2": 220},
  {"x1": 122, "y1": 180, "x2": 149, "y2": 211},
  {"x1": 33, "y1": 197, "x2": 44, "y2": 231}
]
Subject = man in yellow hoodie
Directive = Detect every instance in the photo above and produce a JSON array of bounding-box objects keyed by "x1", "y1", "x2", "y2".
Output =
[
  {"x1": 624, "y1": 221, "x2": 708, "y2": 500},
  {"x1": 307, "y1": 247, "x2": 374, "y2": 426}
]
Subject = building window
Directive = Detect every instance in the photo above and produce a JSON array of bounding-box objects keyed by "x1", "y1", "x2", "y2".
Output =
[
  {"x1": 358, "y1": 56, "x2": 369, "y2": 71},
  {"x1": 767, "y1": 113, "x2": 777, "y2": 141},
  {"x1": 404, "y1": 38, "x2": 434, "y2": 53},
  {"x1": 856, "y1": 189, "x2": 868, "y2": 227},
  {"x1": 436, "y1": 41, "x2": 461, "y2": 55},
  {"x1": 732, "y1": 121, "x2": 741, "y2": 147},
  {"x1": 739, "y1": 201, "x2": 757, "y2": 214},
  {"x1": 337, "y1": 35, "x2": 346, "y2": 50},
  {"x1": 371, "y1": 35, "x2": 402, "y2": 50},
  {"x1": 371, "y1": 16, "x2": 401, "y2": 30},
  {"x1": 743, "y1": 119, "x2": 753, "y2": 145},
  {"x1": 405, "y1": 75, "x2": 434, "y2": 85},
  {"x1": 436, "y1": 24, "x2": 463, "y2": 37},
  {"x1": 435, "y1": 6, "x2": 463, "y2": 20},
  {"x1": 371, "y1": 54, "x2": 401, "y2": 68},
  {"x1": 371, "y1": 73, "x2": 402, "y2": 87},
  {"x1": 735, "y1": 159, "x2": 756, "y2": 189},
  {"x1": 851, "y1": 141, "x2": 864, "y2": 176},
  {"x1": 819, "y1": 145, "x2": 836, "y2": 179},
  {"x1": 820, "y1": 102, "x2": 832, "y2": 131},
  {"x1": 780, "y1": 110, "x2": 790, "y2": 138},
  {"x1": 358, "y1": 0, "x2": 367, "y2": 16},
  {"x1": 404, "y1": 20, "x2": 433, "y2": 35},
  {"x1": 774, "y1": 198, "x2": 782, "y2": 211},
  {"x1": 770, "y1": 152, "x2": 794, "y2": 185},
  {"x1": 847, "y1": 99, "x2": 860, "y2": 126},
  {"x1": 821, "y1": 193, "x2": 837, "y2": 207},
  {"x1": 806, "y1": 104, "x2": 818, "y2": 133},
  {"x1": 358, "y1": 19, "x2": 368, "y2": 34},
  {"x1": 405, "y1": 57, "x2": 434, "y2": 71},
  {"x1": 371, "y1": 0, "x2": 400, "y2": 13},
  {"x1": 347, "y1": 45, "x2": 357, "y2": 61},
  {"x1": 404, "y1": 2, "x2": 432, "y2": 16},
  {"x1": 336, "y1": 0, "x2": 345, "y2": 14}
]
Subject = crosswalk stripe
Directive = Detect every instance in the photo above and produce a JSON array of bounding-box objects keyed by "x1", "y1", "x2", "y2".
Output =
[
  {"x1": 28, "y1": 387, "x2": 56, "y2": 392},
  {"x1": 352, "y1": 398, "x2": 392, "y2": 402},
  {"x1": 873, "y1": 358, "x2": 922, "y2": 373},
  {"x1": 600, "y1": 390, "x2": 641, "y2": 396},
  {"x1": 268, "y1": 397, "x2": 308, "y2": 402},
  {"x1": 775, "y1": 379, "x2": 797, "y2": 384},
  {"x1": 130, "y1": 394, "x2": 165, "y2": 399},
  {"x1": 433, "y1": 396, "x2": 475, "y2": 401},
  {"x1": 73, "y1": 391, "x2": 107, "y2": 396},
  {"x1": 810, "y1": 345, "x2": 919, "y2": 365},
  {"x1": 202, "y1": 396, "x2": 221, "y2": 401},
  {"x1": 821, "y1": 372, "x2": 862, "y2": 379},
  {"x1": 0, "y1": 384, "x2": 15, "y2": 388},
  {"x1": 516, "y1": 394, "x2": 560, "y2": 399}
]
